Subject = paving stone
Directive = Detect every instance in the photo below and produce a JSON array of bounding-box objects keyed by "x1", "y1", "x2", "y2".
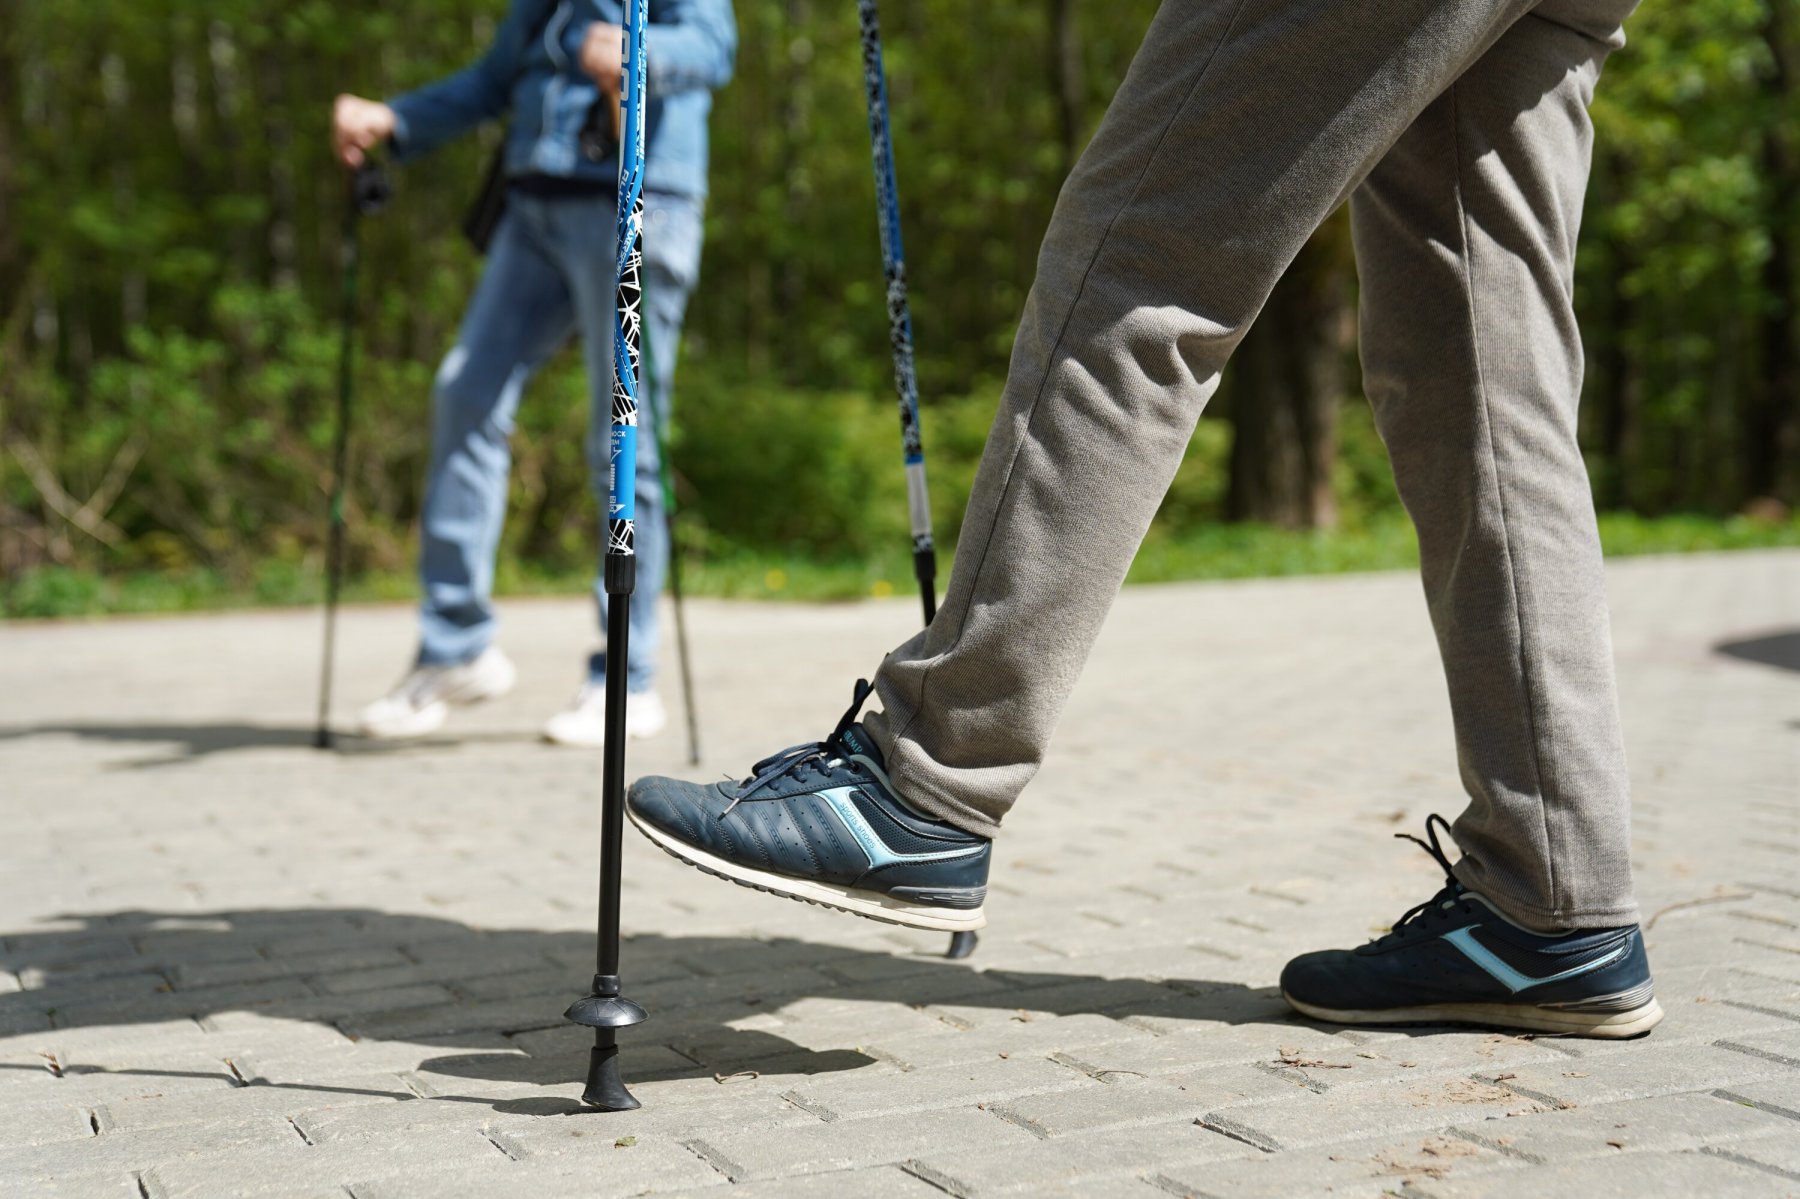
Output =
[
  {"x1": 0, "y1": 1067, "x2": 238, "y2": 1112},
  {"x1": 1413, "y1": 1149, "x2": 1794, "y2": 1197},
  {"x1": 706, "y1": 1165, "x2": 949, "y2": 1199},
  {"x1": 0, "y1": 1119, "x2": 299, "y2": 1185},
  {"x1": 689, "y1": 1105, "x2": 1036, "y2": 1180},
  {"x1": 1448, "y1": 1091, "x2": 1796, "y2": 1161},
  {"x1": 346, "y1": 1139, "x2": 729, "y2": 1199},
  {"x1": 759, "y1": 997, "x2": 951, "y2": 1050},
  {"x1": 781, "y1": 1054, "x2": 1090, "y2": 1121},
  {"x1": 1153, "y1": 1131, "x2": 1525, "y2": 1198},
  {"x1": 906, "y1": 1120, "x2": 1245, "y2": 1195},
  {"x1": 1718, "y1": 1026, "x2": 1800, "y2": 1069},
  {"x1": 42, "y1": 978, "x2": 322, "y2": 1029},
  {"x1": 1202, "y1": 1074, "x2": 1545, "y2": 1151},
  {"x1": 96, "y1": 1077, "x2": 411, "y2": 1132},
  {"x1": 0, "y1": 1101, "x2": 99, "y2": 1148},
  {"x1": 1711, "y1": 1130, "x2": 1800, "y2": 1182},
  {"x1": 1050, "y1": 1016, "x2": 1330, "y2": 1078},
  {"x1": 236, "y1": 1032, "x2": 516, "y2": 1085},
  {"x1": 9, "y1": 1176, "x2": 148, "y2": 1199},
  {"x1": 1300, "y1": 1030, "x2": 1576, "y2": 1091},
  {"x1": 1484, "y1": 1042, "x2": 1790, "y2": 1107},
  {"x1": 1716, "y1": 1073, "x2": 1800, "y2": 1122},
  {"x1": 142, "y1": 1130, "x2": 508, "y2": 1197},
  {"x1": 993, "y1": 1064, "x2": 1304, "y2": 1137},
  {"x1": 857, "y1": 1012, "x2": 1154, "y2": 1070}
]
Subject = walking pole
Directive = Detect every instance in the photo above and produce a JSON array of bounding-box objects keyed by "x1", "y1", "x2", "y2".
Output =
[
  {"x1": 640, "y1": 326, "x2": 702, "y2": 767},
  {"x1": 856, "y1": 0, "x2": 977, "y2": 961},
  {"x1": 564, "y1": 0, "x2": 648, "y2": 1111},
  {"x1": 315, "y1": 160, "x2": 391, "y2": 751}
]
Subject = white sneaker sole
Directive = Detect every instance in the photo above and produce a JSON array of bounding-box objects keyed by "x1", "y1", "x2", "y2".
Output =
[
  {"x1": 542, "y1": 713, "x2": 667, "y2": 748},
  {"x1": 629, "y1": 808, "x2": 987, "y2": 933},
  {"x1": 358, "y1": 702, "x2": 449, "y2": 741},
  {"x1": 357, "y1": 661, "x2": 515, "y2": 741},
  {"x1": 1282, "y1": 992, "x2": 1665, "y2": 1038}
]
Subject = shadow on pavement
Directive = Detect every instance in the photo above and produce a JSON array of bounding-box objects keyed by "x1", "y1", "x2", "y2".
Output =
[
  {"x1": 0, "y1": 723, "x2": 543, "y2": 767},
  {"x1": 1714, "y1": 628, "x2": 1800, "y2": 673},
  {"x1": 0, "y1": 907, "x2": 1323, "y2": 1110}
]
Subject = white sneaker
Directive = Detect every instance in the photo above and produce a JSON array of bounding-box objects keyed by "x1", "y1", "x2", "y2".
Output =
[
  {"x1": 357, "y1": 647, "x2": 518, "y2": 740},
  {"x1": 543, "y1": 686, "x2": 667, "y2": 748}
]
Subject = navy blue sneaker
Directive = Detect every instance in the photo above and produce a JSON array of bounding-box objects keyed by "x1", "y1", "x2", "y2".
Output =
[
  {"x1": 627, "y1": 682, "x2": 990, "y2": 932},
  {"x1": 1281, "y1": 816, "x2": 1663, "y2": 1038}
]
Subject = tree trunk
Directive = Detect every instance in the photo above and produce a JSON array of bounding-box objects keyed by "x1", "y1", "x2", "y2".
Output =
[
  {"x1": 1226, "y1": 217, "x2": 1354, "y2": 529},
  {"x1": 1595, "y1": 158, "x2": 1641, "y2": 511},
  {"x1": 1751, "y1": 0, "x2": 1799, "y2": 504},
  {"x1": 1047, "y1": 0, "x2": 1081, "y2": 175}
]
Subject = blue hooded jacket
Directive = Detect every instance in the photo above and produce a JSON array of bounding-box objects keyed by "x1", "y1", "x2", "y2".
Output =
[{"x1": 385, "y1": 0, "x2": 735, "y2": 199}]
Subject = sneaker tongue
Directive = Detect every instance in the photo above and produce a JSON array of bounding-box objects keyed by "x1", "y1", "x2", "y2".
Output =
[{"x1": 837, "y1": 722, "x2": 884, "y2": 768}]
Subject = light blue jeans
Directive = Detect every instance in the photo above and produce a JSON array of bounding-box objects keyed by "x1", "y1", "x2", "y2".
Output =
[{"x1": 417, "y1": 187, "x2": 703, "y2": 693}]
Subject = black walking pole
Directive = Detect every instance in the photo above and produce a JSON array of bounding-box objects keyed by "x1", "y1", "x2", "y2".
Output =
[
  {"x1": 564, "y1": 0, "x2": 648, "y2": 1111},
  {"x1": 315, "y1": 160, "x2": 392, "y2": 751},
  {"x1": 856, "y1": 0, "x2": 977, "y2": 961},
  {"x1": 641, "y1": 327, "x2": 702, "y2": 767}
]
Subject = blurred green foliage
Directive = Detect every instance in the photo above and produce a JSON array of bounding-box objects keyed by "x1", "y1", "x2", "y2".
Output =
[{"x1": 1, "y1": 0, "x2": 1795, "y2": 615}]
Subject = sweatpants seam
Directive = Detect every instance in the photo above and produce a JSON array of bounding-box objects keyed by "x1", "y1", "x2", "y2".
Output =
[
  {"x1": 1450, "y1": 80, "x2": 1562, "y2": 917},
  {"x1": 886, "y1": 0, "x2": 1254, "y2": 766}
]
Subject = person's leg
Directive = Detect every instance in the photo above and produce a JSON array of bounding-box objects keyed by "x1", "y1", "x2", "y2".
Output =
[
  {"x1": 1276, "y1": 3, "x2": 1660, "y2": 1039},
  {"x1": 626, "y1": 0, "x2": 1651, "y2": 941},
  {"x1": 1351, "y1": 0, "x2": 1638, "y2": 930},
  {"x1": 417, "y1": 202, "x2": 577, "y2": 665},
  {"x1": 619, "y1": 193, "x2": 705, "y2": 694},
  {"x1": 863, "y1": 0, "x2": 1565, "y2": 837}
]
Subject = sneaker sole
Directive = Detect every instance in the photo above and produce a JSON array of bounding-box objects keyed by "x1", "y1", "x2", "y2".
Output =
[
  {"x1": 441, "y1": 672, "x2": 515, "y2": 707},
  {"x1": 629, "y1": 808, "x2": 987, "y2": 934},
  {"x1": 357, "y1": 703, "x2": 449, "y2": 741},
  {"x1": 1282, "y1": 992, "x2": 1665, "y2": 1039},
  {"x1": 542, "y1": 716, "x2": 668, "y2": 749}
]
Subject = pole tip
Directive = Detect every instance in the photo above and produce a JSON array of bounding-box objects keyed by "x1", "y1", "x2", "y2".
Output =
[
  {"x1": 579, "y1": 1042, "x2": 641, "y2": 1112},
  {"x1": 945, "y1": 931, "x2": 978, "y2": 960}
]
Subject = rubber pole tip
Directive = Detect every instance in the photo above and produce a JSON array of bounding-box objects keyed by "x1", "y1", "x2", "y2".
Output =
[{"x1": 579, "y1": 1043, "x2": 641, "y2": 1112}]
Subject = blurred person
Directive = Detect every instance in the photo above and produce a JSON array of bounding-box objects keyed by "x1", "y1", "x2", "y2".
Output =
[
  {"x1": 332, "y1": 0, "x2": 735, "y2": 745},
  {"x1": 627, "y1": 0, "x2": 1666, "y2": 1038}
]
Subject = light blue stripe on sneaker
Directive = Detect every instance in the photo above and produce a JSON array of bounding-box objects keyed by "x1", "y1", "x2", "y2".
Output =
[
  {"x1": 1442, "y1": 927, "x2": 1629, "y2": 994},
  {"x1": 816, "y1": 786, "x2": 989, "y2": 872}
]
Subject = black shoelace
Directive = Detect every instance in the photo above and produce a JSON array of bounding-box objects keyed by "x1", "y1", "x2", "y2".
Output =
[
  {"x1": 1373, "y1": 813, "x2": 1473, "y2": 946},
  {"x1": 735, "y1": 679, "x2": 875, "y2": 802}
]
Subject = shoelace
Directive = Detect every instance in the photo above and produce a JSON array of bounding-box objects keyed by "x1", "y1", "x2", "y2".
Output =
[
  {"x1": 1373, "y1": 812, "x2": 1472, "y2": 946},
  {"x1": 734, "y1": 679, "x2": 875, "y2": 803}
]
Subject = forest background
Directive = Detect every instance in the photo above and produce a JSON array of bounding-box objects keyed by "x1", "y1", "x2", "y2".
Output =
[{"x1": 2, "y1": 0, "x2": 1796, "y2": 616}]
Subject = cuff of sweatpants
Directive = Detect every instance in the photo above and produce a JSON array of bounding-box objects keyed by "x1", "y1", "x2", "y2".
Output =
[
  {"x1": 864, "y1": 709, "x2": 1001, "y2": 841},
  {"x1": 1451, "y1": 859, "x2": 1642, "y2": 932}
]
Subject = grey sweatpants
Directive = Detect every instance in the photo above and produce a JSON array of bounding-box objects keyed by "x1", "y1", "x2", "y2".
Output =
[{"x1": 865, "y1": 0, "x2": 1642, "y2": 930}]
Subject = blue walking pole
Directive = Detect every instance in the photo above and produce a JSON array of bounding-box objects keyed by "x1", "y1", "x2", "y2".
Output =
[
  {"x1": 857, "y1": 0, "x2": 978, "y2": 962},
  {"x1": 564, "y1": 0, "x2": 649, "y2": 1110}
]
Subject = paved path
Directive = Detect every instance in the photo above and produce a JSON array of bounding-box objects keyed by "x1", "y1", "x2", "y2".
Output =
[{"x1": 1, "y1": 551, "x2": 1797, "y2": 1198}]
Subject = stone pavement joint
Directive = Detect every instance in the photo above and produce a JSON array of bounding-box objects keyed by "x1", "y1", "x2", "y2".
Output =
[{"x1": 0, "y1": 551, "x2": 1796, "y2": 1195}]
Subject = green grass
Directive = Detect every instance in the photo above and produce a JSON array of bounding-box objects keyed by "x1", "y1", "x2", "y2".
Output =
[{"x1": 5, "y1": 511, "x2": 1796, "y2": 620}]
